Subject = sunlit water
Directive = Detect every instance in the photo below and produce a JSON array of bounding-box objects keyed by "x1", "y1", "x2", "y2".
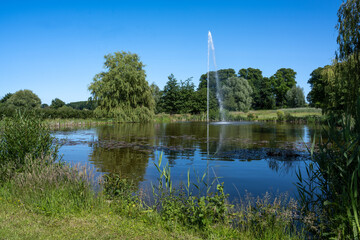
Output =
[{"x1": 54, "y1": 122, "x2": 317, "y2": 201}]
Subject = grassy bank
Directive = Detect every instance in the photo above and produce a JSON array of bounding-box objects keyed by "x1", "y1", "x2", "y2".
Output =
[
  {"x1": 0, "y1": 113, "x2": 306, "y2": 239},
  {"x1": 44, "y1": 118, "x2": 116, "y2": 129},
  {"x1": 229, "y1": 108, "x2": 324, "y2": 123},
  {"x1": 154, "y1": 108, "x2": 324, "y2": 124},
  {"x1": 1, "y1": 108, "x2": 323, "y2": 127}
]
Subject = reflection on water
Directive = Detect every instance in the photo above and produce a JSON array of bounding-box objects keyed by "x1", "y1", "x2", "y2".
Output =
[{"x1": 55, "y1": 122, "x2": 319, "y2": 199}]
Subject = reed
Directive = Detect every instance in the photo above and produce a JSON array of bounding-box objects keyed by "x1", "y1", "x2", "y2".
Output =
[{"x1": 296, "y1": 104, "x2": 360, "y2": 238}]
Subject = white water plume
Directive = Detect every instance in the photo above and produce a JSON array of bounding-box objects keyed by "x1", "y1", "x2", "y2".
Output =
[{"x1": 207, "y1": 31, "x2": 225, "y2": 121}]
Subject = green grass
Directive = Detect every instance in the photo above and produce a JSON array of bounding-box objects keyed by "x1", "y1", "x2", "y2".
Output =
[
  {"x1": 153, "y1": 108, "x2": 324, "y2": 123},
  {"x1": 0, "y1": 199, "x2": 201, "y2": 240},
  {"x1": 229, "y1": 108, "x2": 323, "y2": 122}
]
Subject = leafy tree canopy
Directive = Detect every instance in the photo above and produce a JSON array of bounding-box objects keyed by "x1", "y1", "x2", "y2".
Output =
[
  {"x1": 270, "y1": 68, "x2": 297, "y2": 108},
  {"x1": 5, "y1": 90, "x2": 41, "y2": 109},
  {"x1": 238, "y1": 68, "x2": 263, "y2": 109},
  {"x1": 67, "y1": 101, "x2": 95, "y2": 110},
  {"x1": 51, "y1": 98, "x2": 65, "y2": 109},
  {"x1": 258, "y1": 77, "x2": 276, "y2": 110},
  {"x1": 307, "y1": 66, "x2": 328, "y2": 108},
  {"x1": 88, "y1": 51, "x2": 154, "y2": 121},
  {"x1": 150, "y1": 82, "x2": 162, "y2": 114},
  {"x1": 0, "y1": 93, "x2": 13, "y2": 103},
  {"x1": 335, "y1": 0, "x2": 360, "y2": 116},
  {"x1": 286, "y1": 85, "x2": 306, "y2": 108},
  {"x1": 159, "y1": 74, "x2": 180, "y2": 114},
  {"x1": 222, "y1": 77, "x2": 253, "y2": 112}
]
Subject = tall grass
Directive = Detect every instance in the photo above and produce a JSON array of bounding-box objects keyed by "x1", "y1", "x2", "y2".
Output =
[
  {"x1": 0, "y1": 111, "x2": 58, "y2": 181},
  {"x1": 0, "y1": 111, "x2": 98, "y2": 216},
  {"x1": 147, "y1": 154, "x2": 304, "y2": 238},
  {"x1": 296, "y1": 105, "x2": 360, "y2": 239}
]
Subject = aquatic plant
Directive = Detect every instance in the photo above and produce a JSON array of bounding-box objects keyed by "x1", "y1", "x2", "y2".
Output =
[{"x1": 296, "y1": 106, "x2": 360, "y2": 238}]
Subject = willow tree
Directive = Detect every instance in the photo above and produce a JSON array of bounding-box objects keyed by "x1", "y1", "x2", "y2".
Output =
[
  {"x1": 336, "y1": 0, "x2": 360, "y2": 116},
  {"x1": 88, "y1": 51, "x2": 154, "y2": 122},
  {"x1": 222, "y1": 76, "x2": 253, "y2": 112}
]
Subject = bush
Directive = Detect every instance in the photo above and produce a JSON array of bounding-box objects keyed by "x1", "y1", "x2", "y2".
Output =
[
  {"x1": 276, "y1": 110, "x2": 285, "y2": 121},
  {"x1": 0, "y1": 112, "x2": 58, "y2": 181},
  {"x1": 247, "y1": 113, "x2": 257, "y2": 121}
]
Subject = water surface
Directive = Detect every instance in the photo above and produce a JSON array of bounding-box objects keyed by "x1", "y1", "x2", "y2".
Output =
[{"x1": 55, "y1": 122, "x2": 316, "y2": 200}]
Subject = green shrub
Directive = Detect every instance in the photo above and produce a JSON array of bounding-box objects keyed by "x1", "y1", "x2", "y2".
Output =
[
  {"x1": 0, "y1": 112, "x2": 58, "y2": 181},
  {"x1": 247, "y1": 113, "x2": 257, "y2": 121},
  {"x1": 102, "y1": 173, "x2": 135, "y2": 200},
  {"x1": 276, "y1": 110, "x2": 285, "y2": 121}
]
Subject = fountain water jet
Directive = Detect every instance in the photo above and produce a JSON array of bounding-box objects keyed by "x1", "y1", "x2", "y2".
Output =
[{"x1": 207, "y1": 31, "x2": 225, "y2": 122}]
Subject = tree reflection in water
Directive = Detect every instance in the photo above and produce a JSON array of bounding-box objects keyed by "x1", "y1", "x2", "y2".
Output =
[{"x1": 62, "y1": 122, "x2": 320, "y2": 194}]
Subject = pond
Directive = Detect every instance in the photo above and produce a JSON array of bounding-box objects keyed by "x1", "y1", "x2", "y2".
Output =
[{"x1": 54, "y1": 121, "x2": 317, "y2": 201}]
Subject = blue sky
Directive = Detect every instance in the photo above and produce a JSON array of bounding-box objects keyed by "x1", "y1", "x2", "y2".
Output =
[{"x1": 0, "y1": 0, "x2": 340, "y2": 104}]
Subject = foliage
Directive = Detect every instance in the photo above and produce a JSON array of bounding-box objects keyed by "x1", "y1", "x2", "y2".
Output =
[
  {"x1": 198, "y1": 69, "x2": 236, "y2": 113},
  {"x1": 259, "y1": 77, "x2": 276, "y2": 109},
  {"x1": 67, "y1": 100, "x2": 96, "y2": 110},
  {"x1": 150, "y1": 82, "x2": 162, "y2": 114},
  {"x1": 88, "y1": 51, "x2": 154, "y2": 122},
  {"x1": 296, "y1": 105, "x2": 360, "y2": 238},
  {"x1": 222, "y1": 76, "x2": 253, "y2": 112},
  {"x1": 239, "y1": 67, "x2": 264, "y2": 109},
  {"x1": 151, "y1": 154, "x2": 230, "y2": 229},
  {"x1": 41, "y1": 103, "x2": 49, "y2": 108},
  {"x1": 0, "y1": 112, "x2": 58, "y2": 181},
  {"x1": 307, "y1": 66, "x2": 327, "y2": 108},
  {"x1": 5, "y1": 89, "x2": 41, "y2": 109},
  {"x1": 234, "y1": 193, "x2": 301, "y2": 239},
  {"x1": 158, "y1": 74, "x2": 199, "y2": 114},
  {"x1": 308, "y1": 0, "x2": 360, "y2": 116},
  {"x1": 270, "y1": 68, "x2": 297, "y2": 108},
  {"x1": 3, "y1": 162, "x2": 96, "y2": 216},
  {"x1": 178, "y1": 78, "x2": 196, "y2": 114},
  {"x1": 158, "y1": 74, "x2": 180, "y2": 114},
  {"x1": 247, "y1": 112, "x2": 257, "y2": 121},
  {"x1": 286, "y1": 85, "x2": 306, "y2": 108},
  {"x1": 276, "y1": 110, "x2": 285, "y2": 121},
  {"x1": 0, "y1": 93, "x2": 13, "y2": 103},
  {"x1": 336, "y1": 0, "x2": 360, "y2": 62},
  {"x1": 102, "y1": 173, "x2": 135, "y2": 201},
  {"x1": 50, "y1": 98, "x2": 65, "y2": 109}
]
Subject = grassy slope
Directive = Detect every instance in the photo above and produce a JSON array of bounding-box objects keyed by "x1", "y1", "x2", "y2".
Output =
[
  {"x1": 230, "y1": 108, "x2": 322, "y2": 120},
  {"x1": 0, "y1": 200, "x2": 201, "y2": 240}
]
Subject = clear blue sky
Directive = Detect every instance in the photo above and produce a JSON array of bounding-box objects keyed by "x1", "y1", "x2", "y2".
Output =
[{"x1": 0, "y1": 0, "x2": 340, "y2": 104}]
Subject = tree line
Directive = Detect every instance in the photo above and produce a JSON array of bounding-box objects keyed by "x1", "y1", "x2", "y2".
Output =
[
  {"x1": 0, "y1": 90, "x2": 95, "y2": 119},
  {"x1": 0, "y1": 55, "x2": 307, "y2": 121},
  {"x1": 152, "y1": 67, "x2": 306, "y2": 115}
]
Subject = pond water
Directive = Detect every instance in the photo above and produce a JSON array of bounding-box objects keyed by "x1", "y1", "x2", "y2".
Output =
[{"x1": 54, "y1": 122, "x2": 317, "y2": 201}]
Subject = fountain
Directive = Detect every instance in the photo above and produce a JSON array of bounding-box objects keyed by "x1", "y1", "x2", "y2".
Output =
[{"x1": 207, "y1": 31, "x2": 225, "y2": 122}]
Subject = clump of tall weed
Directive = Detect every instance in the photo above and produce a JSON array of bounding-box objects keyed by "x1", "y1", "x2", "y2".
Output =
[
  {"x1": 277, "y1": 110, "x2": 285, "y2": 121},
  {"x1": 151, "y1": 154, "x2": 231, "y2": 230},
  {"x1": 0, "y1": 111, "x2": 58, "y2": 181},
  {"x1": 3, "y1": 157, "x2": 97, "y2": 216},
  {"x1": 0, "y1": 112, "x2": 99, "y2": 216},
  {"x1": 233, "y1": 192, "x2": 302, "y2": 239},
  {"x1": 296, "y1": 106, "x2": 360, "y2": 239}
]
